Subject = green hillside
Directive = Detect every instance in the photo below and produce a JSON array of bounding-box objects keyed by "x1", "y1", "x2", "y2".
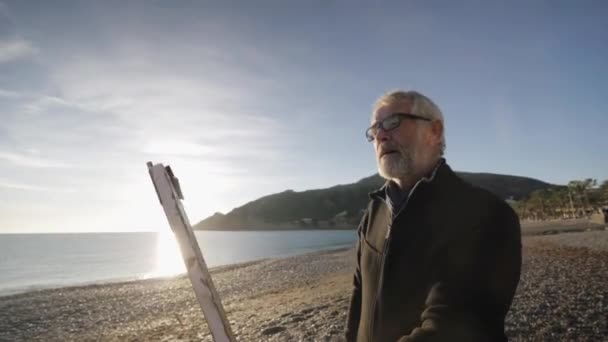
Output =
[{"x1": 194, "y1": 171, "x2": 554, "y2": 230}]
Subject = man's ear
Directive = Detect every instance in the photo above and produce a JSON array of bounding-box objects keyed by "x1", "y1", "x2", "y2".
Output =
[{"x1": 430, "y1": 120, "x2": 443, "y2": 145}]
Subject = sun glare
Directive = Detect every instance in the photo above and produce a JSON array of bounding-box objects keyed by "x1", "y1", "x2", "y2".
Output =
[{"x1": 152, "y1": 230, "x2": 186, "y2": 277}]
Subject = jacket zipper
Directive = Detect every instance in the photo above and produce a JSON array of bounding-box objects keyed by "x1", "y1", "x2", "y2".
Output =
[{"x1": 368, "y1": 175, "x2": 432, "y2": 341}]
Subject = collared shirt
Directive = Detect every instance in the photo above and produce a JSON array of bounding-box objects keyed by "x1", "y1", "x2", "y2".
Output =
[
  {"x1": 386, "y1": 181, "x2": 410, "y2": 219},
  {"x1": 371, "y1": 158, "x2": 446, "y2": 219}
]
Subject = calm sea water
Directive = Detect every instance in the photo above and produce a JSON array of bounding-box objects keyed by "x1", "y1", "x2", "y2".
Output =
[{"x1": 0, "y1": 230, "x2": 357, "y2": 297}]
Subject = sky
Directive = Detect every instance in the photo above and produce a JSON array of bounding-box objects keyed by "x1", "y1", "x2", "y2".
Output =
[{"x1": 1, "y1": 1, "x2": 607, "y2": 233}]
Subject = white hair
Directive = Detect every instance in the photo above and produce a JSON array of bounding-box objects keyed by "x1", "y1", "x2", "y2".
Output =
[{"x1": 373, "y1": 90, "x2": 446, "y2": 156}]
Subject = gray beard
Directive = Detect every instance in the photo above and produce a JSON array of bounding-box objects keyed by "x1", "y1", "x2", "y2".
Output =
[{"x1": 377, "y1": 148, "x2": 416, "y2": 181}]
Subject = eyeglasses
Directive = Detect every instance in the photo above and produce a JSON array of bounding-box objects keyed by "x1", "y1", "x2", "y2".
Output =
[{"x1": 365, "y1": 113, "x2": 432, "y2": 142}]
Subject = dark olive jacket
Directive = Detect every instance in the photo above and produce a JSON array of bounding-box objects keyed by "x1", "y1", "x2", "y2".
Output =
[{"x1": 345, "y1": 159, "x2": 522, "y2": 342}]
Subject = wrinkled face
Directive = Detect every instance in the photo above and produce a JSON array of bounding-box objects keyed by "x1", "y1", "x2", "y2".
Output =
[{"x1": 371, "y1": 100, "x2": 429, "y2": 181}]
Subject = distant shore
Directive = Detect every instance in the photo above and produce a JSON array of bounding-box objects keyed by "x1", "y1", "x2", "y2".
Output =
[
  {"x1": 194, "y1": 223, "x2": 358, "y2": 231},
  {"x1": 2, "y1": 227, "x2": 607, "y2": 341},
  {"x1": 194, "y1": 218, "x2": 606, "y2": 235}
]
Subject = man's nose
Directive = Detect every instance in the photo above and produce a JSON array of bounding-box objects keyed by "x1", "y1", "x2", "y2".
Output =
[{"x1": 376, "y1": 127, "x2": 390, "y2": 142}]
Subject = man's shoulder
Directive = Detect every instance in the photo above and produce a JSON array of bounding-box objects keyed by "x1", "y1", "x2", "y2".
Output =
[
  {"x1": 436, "y1": 162, "x2": 510, "y2": 210},
  {"x1": 449, "y1": 175, "x2": 519, "y2": 224}
]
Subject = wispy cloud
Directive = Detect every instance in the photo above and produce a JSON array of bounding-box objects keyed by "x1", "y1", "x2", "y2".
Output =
[
  {"x1": 0, "y1": 177, "x2": 74, "y2": 192},
  {"x1": 0, "y1": 151, "x2": 72, "y2": 168},
  {"x1": 142, "y1": 140, "x2": 217, "y2": 157},
  {"x1": 0, "y1": 90, "x2": 100, "y2": 116},
  {"x1": 0, "y1": 88, "x2": 22, "y2": 98},
  {"x1": 141, "y1": 138, "x2": 279, "y2": 160},
  {"x1": 0, "y1": 38, "x2": 37, "y2": 63},
  {"x1": 0, "y1": 89, "x2": 80, "y2": 113},
  {"x1": 0, "y1": 27, "x2": 297, "y2": 232},
  {"x1": 21, "y1": 95, "x2": 75, "y2": 113},
  {"x1": 42, "y1": 49, "x2": 292, "y2": 162}
]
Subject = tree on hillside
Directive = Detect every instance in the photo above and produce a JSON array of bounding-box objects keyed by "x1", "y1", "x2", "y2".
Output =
[
  {"x1": 597, "y1": 179, "x2": 608, "y2": 206},
  {"x1": 547, "y1": 188, "x2": 569, "y2": 219},
  {"x1": 510, "y1": 179, "x2": 608, "y2": 221},
  {"x1": 583, "y1": 178, "x2": 597, "y2": 209},
  {"x1": 567, "y1": 178, "x2": 604, "y2": 218},
  {"x1": 568, "y1": 180, "x2": 586, "y2": 217},
  {"x1": 527, "y1": 190, "x2": 548, "y2": 220}
]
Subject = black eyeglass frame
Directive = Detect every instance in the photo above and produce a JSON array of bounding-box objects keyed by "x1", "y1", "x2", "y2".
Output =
[{"x1": 365, "y1": 113, "x2": 432, "y2": 142}]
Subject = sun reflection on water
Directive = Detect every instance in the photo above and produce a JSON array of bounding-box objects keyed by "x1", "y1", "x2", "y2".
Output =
[{"x1": 148, "y1": 230, "x2": 186, "y2": 278}]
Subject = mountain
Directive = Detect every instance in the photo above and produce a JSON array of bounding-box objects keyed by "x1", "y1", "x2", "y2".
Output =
[{"x1": 193, "y1": 171, "x2": 555, "y2": 230}]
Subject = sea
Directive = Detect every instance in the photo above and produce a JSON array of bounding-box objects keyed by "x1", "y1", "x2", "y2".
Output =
[{"x1": 0, "y1": 230, "x2": 357, "y2": 297}]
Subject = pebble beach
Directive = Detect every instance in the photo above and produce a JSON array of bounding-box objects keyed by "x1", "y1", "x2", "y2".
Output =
[{"x1": 1, "y1": 225, "x2": 607, "y2": 341}]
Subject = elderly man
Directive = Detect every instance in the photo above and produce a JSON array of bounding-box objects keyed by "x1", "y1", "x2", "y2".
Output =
[{"x1": 345, "y1": 90, "x2": 522, "y2": 342}]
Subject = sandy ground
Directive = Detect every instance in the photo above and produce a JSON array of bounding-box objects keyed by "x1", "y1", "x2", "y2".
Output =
[{"x1": 1, "y1": 228, "x2": 607, "y2": 341}]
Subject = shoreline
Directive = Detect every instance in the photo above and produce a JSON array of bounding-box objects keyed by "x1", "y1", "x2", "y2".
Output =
[
  {"x1": 195, "y1": 218, "x2": 606, "y2": 235},
  {"x1": 2, "y1": 231, "x2": 607, "y2": 341},
  {"x1": 0, "y1": 246, "x2": 353, "y2": 300},
  {"x1": 1, "y1": 220, "x2": 605, "y2": 298},
  {"x1": 0, "y1": 246, "x2": 358, "y2": 341},
  {"x1": 194, "y1": 226, "x2": 358, "y2": 231}
]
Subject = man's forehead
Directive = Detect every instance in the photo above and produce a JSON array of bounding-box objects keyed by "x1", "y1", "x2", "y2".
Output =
[{"x1": 372, "y1": 100, "x2": 413, "y2": 123}]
